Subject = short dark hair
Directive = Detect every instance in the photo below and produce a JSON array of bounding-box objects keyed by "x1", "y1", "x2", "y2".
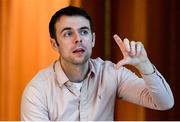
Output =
[{"x1": 49, "y1": 6, "x2": 93, "y2": 39}]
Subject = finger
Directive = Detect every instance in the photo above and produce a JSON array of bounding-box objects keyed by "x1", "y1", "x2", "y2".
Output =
[
  {"x1": 124, "y1": 38, "x2": 130, "y2": 52},
  {"x1": 140, "y1": 43, "x2": 147, "y2": 56},
  {"x1": 113, "y1": 34, "x2": 126, "y2": 53},
  {"x1": 115, "y1": 58, "x2": 130, "y2": 69},
  {"x1": 130, "y1": 41, "x2": 136, "y2": 56},
  {"x1": 136, "y1": 42, "x2": 142, "y2": 56},
  {"x1": 113, "y1": 34, "x2": 122, "y2": 45}
]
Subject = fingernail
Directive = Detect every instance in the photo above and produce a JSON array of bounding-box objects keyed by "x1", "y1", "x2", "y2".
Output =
[
  {"x1": 113, "y1": 35, "x2": 118, "y2": 39},
  {"x1": 124, "y1": 38, "x2": 128, "y2": 41}
]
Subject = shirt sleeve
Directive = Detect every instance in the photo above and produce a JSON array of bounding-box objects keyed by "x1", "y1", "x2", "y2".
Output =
[
  {"x1": 116, "y1": 65, "x2": 174, "y2": 110},
  {"x1": 21, "y1": 82, "x2": 49, "y2": 120}
]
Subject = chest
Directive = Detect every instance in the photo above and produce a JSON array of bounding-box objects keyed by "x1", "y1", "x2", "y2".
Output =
[{"x1": 48, "y1": 77, "x2": 117, "y2": 120}]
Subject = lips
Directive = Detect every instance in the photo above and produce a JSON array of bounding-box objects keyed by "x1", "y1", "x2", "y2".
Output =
[{"x1": 72, "y1": 47, "x2": 85, "y2": 53}]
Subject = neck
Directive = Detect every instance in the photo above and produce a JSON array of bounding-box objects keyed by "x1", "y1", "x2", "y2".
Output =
[{"x1": 60, "y1": 59, "x2": 89, "y2": 83}]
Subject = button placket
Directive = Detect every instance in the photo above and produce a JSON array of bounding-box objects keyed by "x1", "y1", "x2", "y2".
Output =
[{"x1": 79, "y1": 78, "x2": 89, "y2": 120}]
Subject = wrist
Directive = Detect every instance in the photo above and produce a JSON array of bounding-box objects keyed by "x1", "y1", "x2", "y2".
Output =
[{"x1": 134, "y1": 60, "x2": 155, "y2": 75}]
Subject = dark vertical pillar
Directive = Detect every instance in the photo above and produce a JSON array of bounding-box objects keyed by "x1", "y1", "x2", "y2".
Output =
[
  {"x1": 111, "y1": 0, "x2": 135, "y2": 62},
  {"x1": 81, "y1": 0, "x2": 105, "y2": 59}
]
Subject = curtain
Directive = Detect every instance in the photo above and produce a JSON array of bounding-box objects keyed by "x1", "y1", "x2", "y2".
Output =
[
  {"x1": 82, "y1": 0, "x2": 179, "y2": 120},
  {"x1": 111, "y1": 0, "x2": 146, "y2": 120},
  {"x1": 0, "y1": 0, "x2": 71, "y2": 120}
]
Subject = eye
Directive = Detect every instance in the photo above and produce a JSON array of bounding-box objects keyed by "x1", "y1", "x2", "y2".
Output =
[
  {"x1": 80, "y1": 30, "x2": 88, "y2": 35},
  {"x1": 64, "y1": 31, "x2": 72, "y2": 37}
]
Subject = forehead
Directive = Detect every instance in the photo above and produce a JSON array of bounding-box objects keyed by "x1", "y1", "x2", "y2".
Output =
[{"x1": 55, "y1": 15, "x2": 90, "y2": 30}]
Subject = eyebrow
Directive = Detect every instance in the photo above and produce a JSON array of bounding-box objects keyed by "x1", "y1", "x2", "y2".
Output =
[
  {"x1": 79, "y1": 26, "x2": 90, "y2": 30},
  {"x1": 60, "y1": 26, "x2": 90, "y2": 33},
  {"x1": 60, "y1": 27, "x2": 72, "y2": 33}
]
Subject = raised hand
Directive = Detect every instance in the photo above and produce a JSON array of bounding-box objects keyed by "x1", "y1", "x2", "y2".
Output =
[{"x1": 113, "y1": 34, "x2": 154, "y2": 74}]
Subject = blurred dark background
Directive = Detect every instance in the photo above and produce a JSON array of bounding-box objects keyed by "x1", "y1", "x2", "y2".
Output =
[{"x1": 81, "y1": 0, "x2": 180, "y2": 120}]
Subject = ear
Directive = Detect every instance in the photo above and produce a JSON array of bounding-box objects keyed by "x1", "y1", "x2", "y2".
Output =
[
  {"x1": 50, "y1": 38, "x2": 59, "y2": 52},
  {"x1": 92, "y1": 32, "x2": 95, "y2": 48}
]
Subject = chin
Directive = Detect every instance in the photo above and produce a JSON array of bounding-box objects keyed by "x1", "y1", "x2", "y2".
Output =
[
  {"x1": 73, "y1": 59, "x2": 88, "y2": 65},
  {"x1": 72, "y1": 56, "x2": 90, "y2": 65}
]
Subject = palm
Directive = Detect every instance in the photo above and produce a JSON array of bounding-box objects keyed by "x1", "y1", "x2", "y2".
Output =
[{"x1": 113, "y1": 34, "x2": 148, "y2": 68}]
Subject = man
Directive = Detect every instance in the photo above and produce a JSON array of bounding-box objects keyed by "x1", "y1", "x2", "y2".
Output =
[{"x1": 21, "y1": 6, "x2": 174, "y2": 121}]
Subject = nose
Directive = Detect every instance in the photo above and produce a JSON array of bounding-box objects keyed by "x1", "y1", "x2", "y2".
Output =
[{"x1": 74, "y1": 32, "x2": 82, "y2": 43}]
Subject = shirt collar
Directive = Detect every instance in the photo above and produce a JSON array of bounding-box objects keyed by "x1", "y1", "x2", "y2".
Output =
[
  {"x1": 88, "y1": 59, "x2": 96, "y2": 78},
  {"x1": 53, "y1": 59, "x2": 95, "y2": 87},
  {"x1": 54, "y1": 60, "x2": 69, "y2": 87}
]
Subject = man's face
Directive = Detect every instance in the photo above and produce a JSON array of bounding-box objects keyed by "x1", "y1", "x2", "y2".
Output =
[{"x1": 51, "y1": 15, "x2": 95, "y2": 65}]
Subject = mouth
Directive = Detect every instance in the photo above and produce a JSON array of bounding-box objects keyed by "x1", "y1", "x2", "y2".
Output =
[{"x1": 72, "y1": 47, "x2": 85, "y2": 54}]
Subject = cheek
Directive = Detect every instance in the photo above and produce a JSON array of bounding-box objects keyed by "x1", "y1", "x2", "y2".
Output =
[
  {"x1": 83, "y1": 37, "x2": 93, "y2": 45},
  {"x1": 58, "y1": 44, "x2": 69, "y2": 54},
  {"x1": 62, "y1": 45, "x2": 70, "y2": 51}
]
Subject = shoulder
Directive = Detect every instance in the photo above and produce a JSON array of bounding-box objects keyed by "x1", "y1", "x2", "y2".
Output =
[
  {"x1": 31, "y1": 63, "x2": 54, "y2": 86},
  {"x1": 90, "y1": 57, "x2": 128, "y2": 72},
  {"x1": 90, "y1": 57, "x2": 134, "y2": 77},
  {"x1": 21, "y1": 64, "x2": 56, "y2": 119},
  {"x1": 90, "y1": 57, "x2": 116, "y2": 69},
  {"x1": 23, "y1": 62, "x2": 55, "y2": 96},
  {"x1": 89, "y1": 57, "x2": 120, "y2": 78}
]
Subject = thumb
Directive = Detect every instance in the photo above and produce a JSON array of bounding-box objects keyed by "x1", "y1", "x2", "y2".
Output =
[{"x1": 115, "y1": 58, "x2": 130, "y2": 69}]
